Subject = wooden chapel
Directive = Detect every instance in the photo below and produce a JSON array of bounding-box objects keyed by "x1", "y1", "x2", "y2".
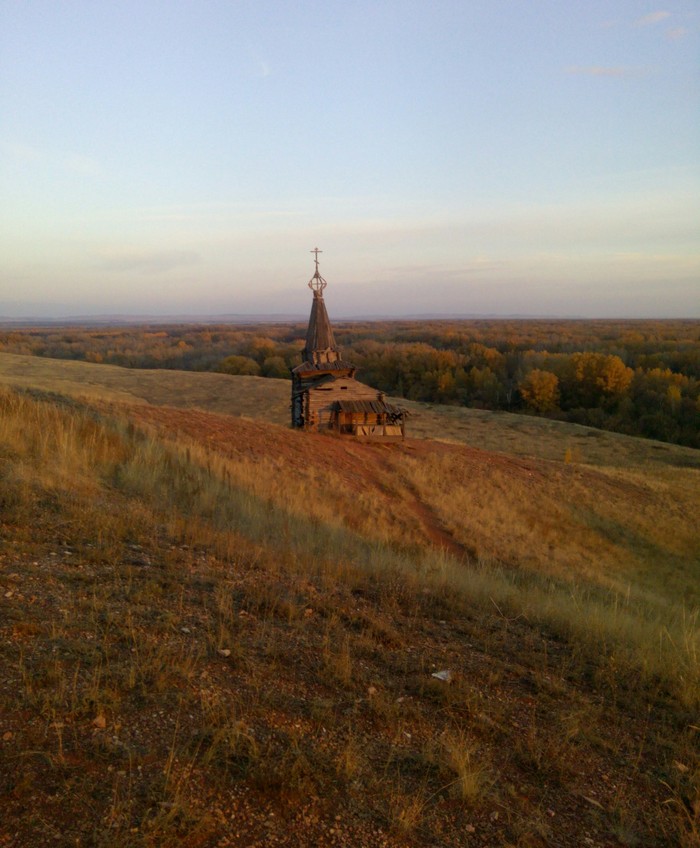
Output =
[{"x1": 291, "y1": 249, "x2": 407, "y2": 440}]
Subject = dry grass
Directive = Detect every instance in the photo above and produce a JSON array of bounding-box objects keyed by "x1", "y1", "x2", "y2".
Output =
[
  {"x1": 430, "y1": 730, "x2": 489, "y2": 803},
  {"x1": 102, "y1": 401, "x2": 700, "y2": 712},
  {"x1": 0, "y1": 382, "x2": 699, "y2": 846},
  {"x1": 2, "y1": 350, "x2": 699, "y2": 471},
  {"x1": 402, "y1": 397, "x2": 700, "y2": 470},
  {"x1": 388, "y1": 449, "x2": 699, "y2": 599},
  {"x1": 0, "y1": 351, "x2": 290, "y2": 420}
]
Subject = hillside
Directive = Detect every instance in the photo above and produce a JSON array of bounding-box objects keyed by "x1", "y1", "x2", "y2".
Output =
[
  {"x1": 2, "y1": 351, "x2": 698, "y2": 469},
  {"x1": 0, "y1": 355, "x2": 699, "y2": 847},
  {"x1": 2, "y1": 317, "x2": 698, "y2": 448}
]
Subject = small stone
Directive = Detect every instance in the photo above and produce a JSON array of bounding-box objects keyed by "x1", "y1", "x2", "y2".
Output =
[
  {"x1": 431, "y1": 669, "x2": 453, "y2": 682},
  {"x1": 674, "y1": 761, "x2": 689, "y2": 773},
  {"x1": 218, "y1": 649, "x2": 231, "y2": 657},
  {"x1": 181, "y1": 627, "x2": 191, "y2": 634},
  {"x1": 4, "y1": 591, "x2": 13, "y2": 599},
  {"x1": 465, "y1": 824, "x2": 475, "y2": 833},
  {"x1": 93, "y1": 714, "x2": 107, "y2": 729},
  {"x1": 367, "y1": 685, "x2": 377, "y2": 697},
  {"x1": 2, "y1": 731, "x2": 13, "y2": 741}
]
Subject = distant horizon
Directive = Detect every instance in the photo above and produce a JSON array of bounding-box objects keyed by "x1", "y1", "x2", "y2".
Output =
[{"x1": 1, "y1": 309, "x2": 698, "y2": 327}]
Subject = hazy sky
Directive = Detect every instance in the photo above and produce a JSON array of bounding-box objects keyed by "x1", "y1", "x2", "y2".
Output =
[{"x1": 1, "y1": 1, "x2": 698, "y2": 318}]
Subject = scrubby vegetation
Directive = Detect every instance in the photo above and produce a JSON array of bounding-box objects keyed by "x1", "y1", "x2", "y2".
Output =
[
  {"x1": 1, "y1": 318, "x2": 698, "y2": 447},
  {"x1": 0, "y1": 381, "x2": 698, "y2": 846}
]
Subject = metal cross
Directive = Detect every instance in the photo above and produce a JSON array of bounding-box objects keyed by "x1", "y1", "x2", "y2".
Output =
[{"x1": 308, "y1": 247, "x2": 327, "y2": 293}]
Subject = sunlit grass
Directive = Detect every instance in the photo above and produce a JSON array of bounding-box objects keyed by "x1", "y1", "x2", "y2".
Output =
[
  {"x1": 1, "y1": 384, "x2": 698, "y2": 845},
  {"x1": 2, "y1": 385, "x2": 697, "y2": 710}
]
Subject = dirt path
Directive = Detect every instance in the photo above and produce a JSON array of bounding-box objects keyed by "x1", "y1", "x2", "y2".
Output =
[
  {"x1": 365, "y1": 446, "x2": 470, "y2": 559},
  {"x1": 120, "y1": 403, "x2": 482, "y2": 556}
]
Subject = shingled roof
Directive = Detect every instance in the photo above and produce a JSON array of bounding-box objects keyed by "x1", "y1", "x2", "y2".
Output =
[
  {"x1": 292, "y1": 358, "x2": 355, "y2": 375},
  {"x1": 299, "y1": 249, "x2": 348, "y2": 368},
  {"x1": 335, "y1": 399, "x2": 407, "y2": 416},
  {"x1": 302, "y1": 293, "x2": 339, "y2": 362}
]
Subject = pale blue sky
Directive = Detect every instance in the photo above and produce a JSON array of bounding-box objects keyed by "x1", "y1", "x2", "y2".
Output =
[{"x1": 1, "y1": 0, "x2": 698, "y2": 318}]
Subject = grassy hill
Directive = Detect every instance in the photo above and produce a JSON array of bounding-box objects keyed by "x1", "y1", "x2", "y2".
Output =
[
  {"x1": 0, "y1": 353, "x2": 699, "y2": 847},
  {"x1": 2, "y1": 350, "x2": 698, "y2": 469}
]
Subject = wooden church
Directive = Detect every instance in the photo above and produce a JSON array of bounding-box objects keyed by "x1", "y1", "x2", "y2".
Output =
[{"x1": 291, "y1": 249, "x2": 407, "y2": 440}]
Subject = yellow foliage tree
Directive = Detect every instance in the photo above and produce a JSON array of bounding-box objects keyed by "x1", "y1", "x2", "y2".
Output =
[
  {"x1": 572, "y1": 352, "x2": 633, "y2": 398},
  {"x1": 519, "y1": 369, "x2": 560, "y2": 413}
]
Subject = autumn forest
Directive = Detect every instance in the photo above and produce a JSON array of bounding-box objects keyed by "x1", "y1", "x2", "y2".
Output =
[{"x1": 1, "y1": 319, "x2": 698, "y2": 448}]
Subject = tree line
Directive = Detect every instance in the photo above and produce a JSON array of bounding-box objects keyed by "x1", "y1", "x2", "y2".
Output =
[{"x1": 1, "y1": 319, "x2": 698, "y2": 447}]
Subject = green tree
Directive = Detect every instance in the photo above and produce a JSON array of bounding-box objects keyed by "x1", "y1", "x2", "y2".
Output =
[
  {"x1": 261, "y1": 356, "x2": 290, "y2": 379},
  {"x1": 216, "y1": 355, "x2": 261, "y2": 376}
]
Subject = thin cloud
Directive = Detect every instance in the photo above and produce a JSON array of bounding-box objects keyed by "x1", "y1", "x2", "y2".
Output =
[
  {"x1": 666, "y1": 27, "x2": 688, "y2": 40},
  {"x1": 635, "y1": 10, "x2": 671, "y2": 26}
]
